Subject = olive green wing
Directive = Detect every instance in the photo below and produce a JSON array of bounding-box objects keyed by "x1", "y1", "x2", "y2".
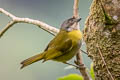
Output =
[
  {"x1": 43, "y1": 30, "x2": 73, "y2": 61},
  {"x1": 43, "y1": 39, "x2": 72, "y2": 61},
  {"x1": 44, "y1": 30, "x2": 71, "y2": 51}
]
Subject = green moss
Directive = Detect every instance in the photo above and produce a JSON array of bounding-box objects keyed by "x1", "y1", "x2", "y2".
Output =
[{"x1": 104, "y1": 12, "x2": 115, "y2": 25}]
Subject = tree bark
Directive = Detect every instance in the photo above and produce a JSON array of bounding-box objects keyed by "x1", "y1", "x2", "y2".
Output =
[{"x1": 83, "y1": 0, "x2": 120, "y2": 80}]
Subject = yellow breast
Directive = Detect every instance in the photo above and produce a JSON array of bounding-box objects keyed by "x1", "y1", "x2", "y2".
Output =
[{"x1": 68, "y1": 30, "x2": 82, "y2": 41}]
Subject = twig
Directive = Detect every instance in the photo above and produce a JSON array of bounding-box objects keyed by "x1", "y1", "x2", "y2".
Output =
[
  {"x1": 73, "y1": 0, "x2": 79, "y2": 18},
  {"x1": 97, "y1": 45, "x2": 115, "y2": 80},
  {"x1": 73, "y1": 0, "x2": 80, "y2": 29},
  {"x1": 81, "y1": 49, "x2": 88, "y2": 55},
  {"x1": 0, "y1": 8, "x2": 59, "y2": 38},
  {"x1": 0, "y1": 21, "x2": 16, "y2": 38},
  {"x1": 73, "y1": 0, "x2": 90, "y2": 80},
  {"x1": 75, "y1": 51, "x2": 90, "y2": 80}
]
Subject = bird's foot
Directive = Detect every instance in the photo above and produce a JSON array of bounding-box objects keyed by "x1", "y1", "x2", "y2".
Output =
[{"x1": 63, "y1": 62, "x2": 79, "y2": 69}]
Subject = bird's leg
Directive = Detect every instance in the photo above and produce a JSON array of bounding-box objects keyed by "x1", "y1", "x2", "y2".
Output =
[{"x1": 63, "y1": 62, "x2": 79, "y2": 68}]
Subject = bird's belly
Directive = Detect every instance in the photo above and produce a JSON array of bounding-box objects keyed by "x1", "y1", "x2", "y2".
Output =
[{"x1": 53, "y1": 40, "x2": 81, "y2": 62}]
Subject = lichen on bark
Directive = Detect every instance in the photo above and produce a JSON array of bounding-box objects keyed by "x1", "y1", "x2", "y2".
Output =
[{"x1": 83, "y1": 0, "x2": 120, "y2": 80}]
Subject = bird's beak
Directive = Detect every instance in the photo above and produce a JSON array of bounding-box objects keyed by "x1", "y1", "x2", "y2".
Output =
[
  {"x1": 76, "y1": 18, "x2": 81, "y2": 22},
  {"x1": 73, "y1": 18, "x2": 81, "y2": 23}
]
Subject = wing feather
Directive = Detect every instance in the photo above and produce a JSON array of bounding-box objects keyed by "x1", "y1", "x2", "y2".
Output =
[{"x1": 43, "y1": 30, "x2": 73, "y2": 60}]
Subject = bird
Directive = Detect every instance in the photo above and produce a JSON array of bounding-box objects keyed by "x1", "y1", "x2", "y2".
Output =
[{"x1": 20, "y1": 17, "x2": 82, "y2": 69}]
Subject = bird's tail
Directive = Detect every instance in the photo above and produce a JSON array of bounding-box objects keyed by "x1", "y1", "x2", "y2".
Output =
[{"x1": 20, "y1": 53, "x2": 44, "y2": 69}]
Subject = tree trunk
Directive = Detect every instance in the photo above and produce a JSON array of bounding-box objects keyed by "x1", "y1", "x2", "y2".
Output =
[{"x1": 83, "y1": 0, "x2": 120, "y2": 80}]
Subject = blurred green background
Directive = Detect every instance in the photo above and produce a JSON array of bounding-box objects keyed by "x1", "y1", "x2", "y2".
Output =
[{"x1": 0, "y1": 0, "x2": 92, "y2": 80}]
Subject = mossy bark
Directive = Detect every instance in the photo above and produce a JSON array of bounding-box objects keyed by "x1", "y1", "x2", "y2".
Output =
[{"x1": 83, "y1": 0, "x2": 120, "y2": 80}]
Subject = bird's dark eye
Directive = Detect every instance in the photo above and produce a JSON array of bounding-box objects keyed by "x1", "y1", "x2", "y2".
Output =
[
  {"x1": 66, "y1": 26, "x2": 69, "y2": 29},
  {"x1": 68, "y1": 20, "x2": 74, "y2": 26}
]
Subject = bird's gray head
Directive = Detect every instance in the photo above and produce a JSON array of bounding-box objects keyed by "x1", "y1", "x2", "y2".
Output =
[{"x1": 60, "y1": 17, "x2": 81, "y2": 31}]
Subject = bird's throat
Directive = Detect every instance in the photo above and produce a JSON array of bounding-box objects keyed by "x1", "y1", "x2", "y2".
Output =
[{"x1": 68, "y1": 30, "x2": 82, "y2": 41}]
